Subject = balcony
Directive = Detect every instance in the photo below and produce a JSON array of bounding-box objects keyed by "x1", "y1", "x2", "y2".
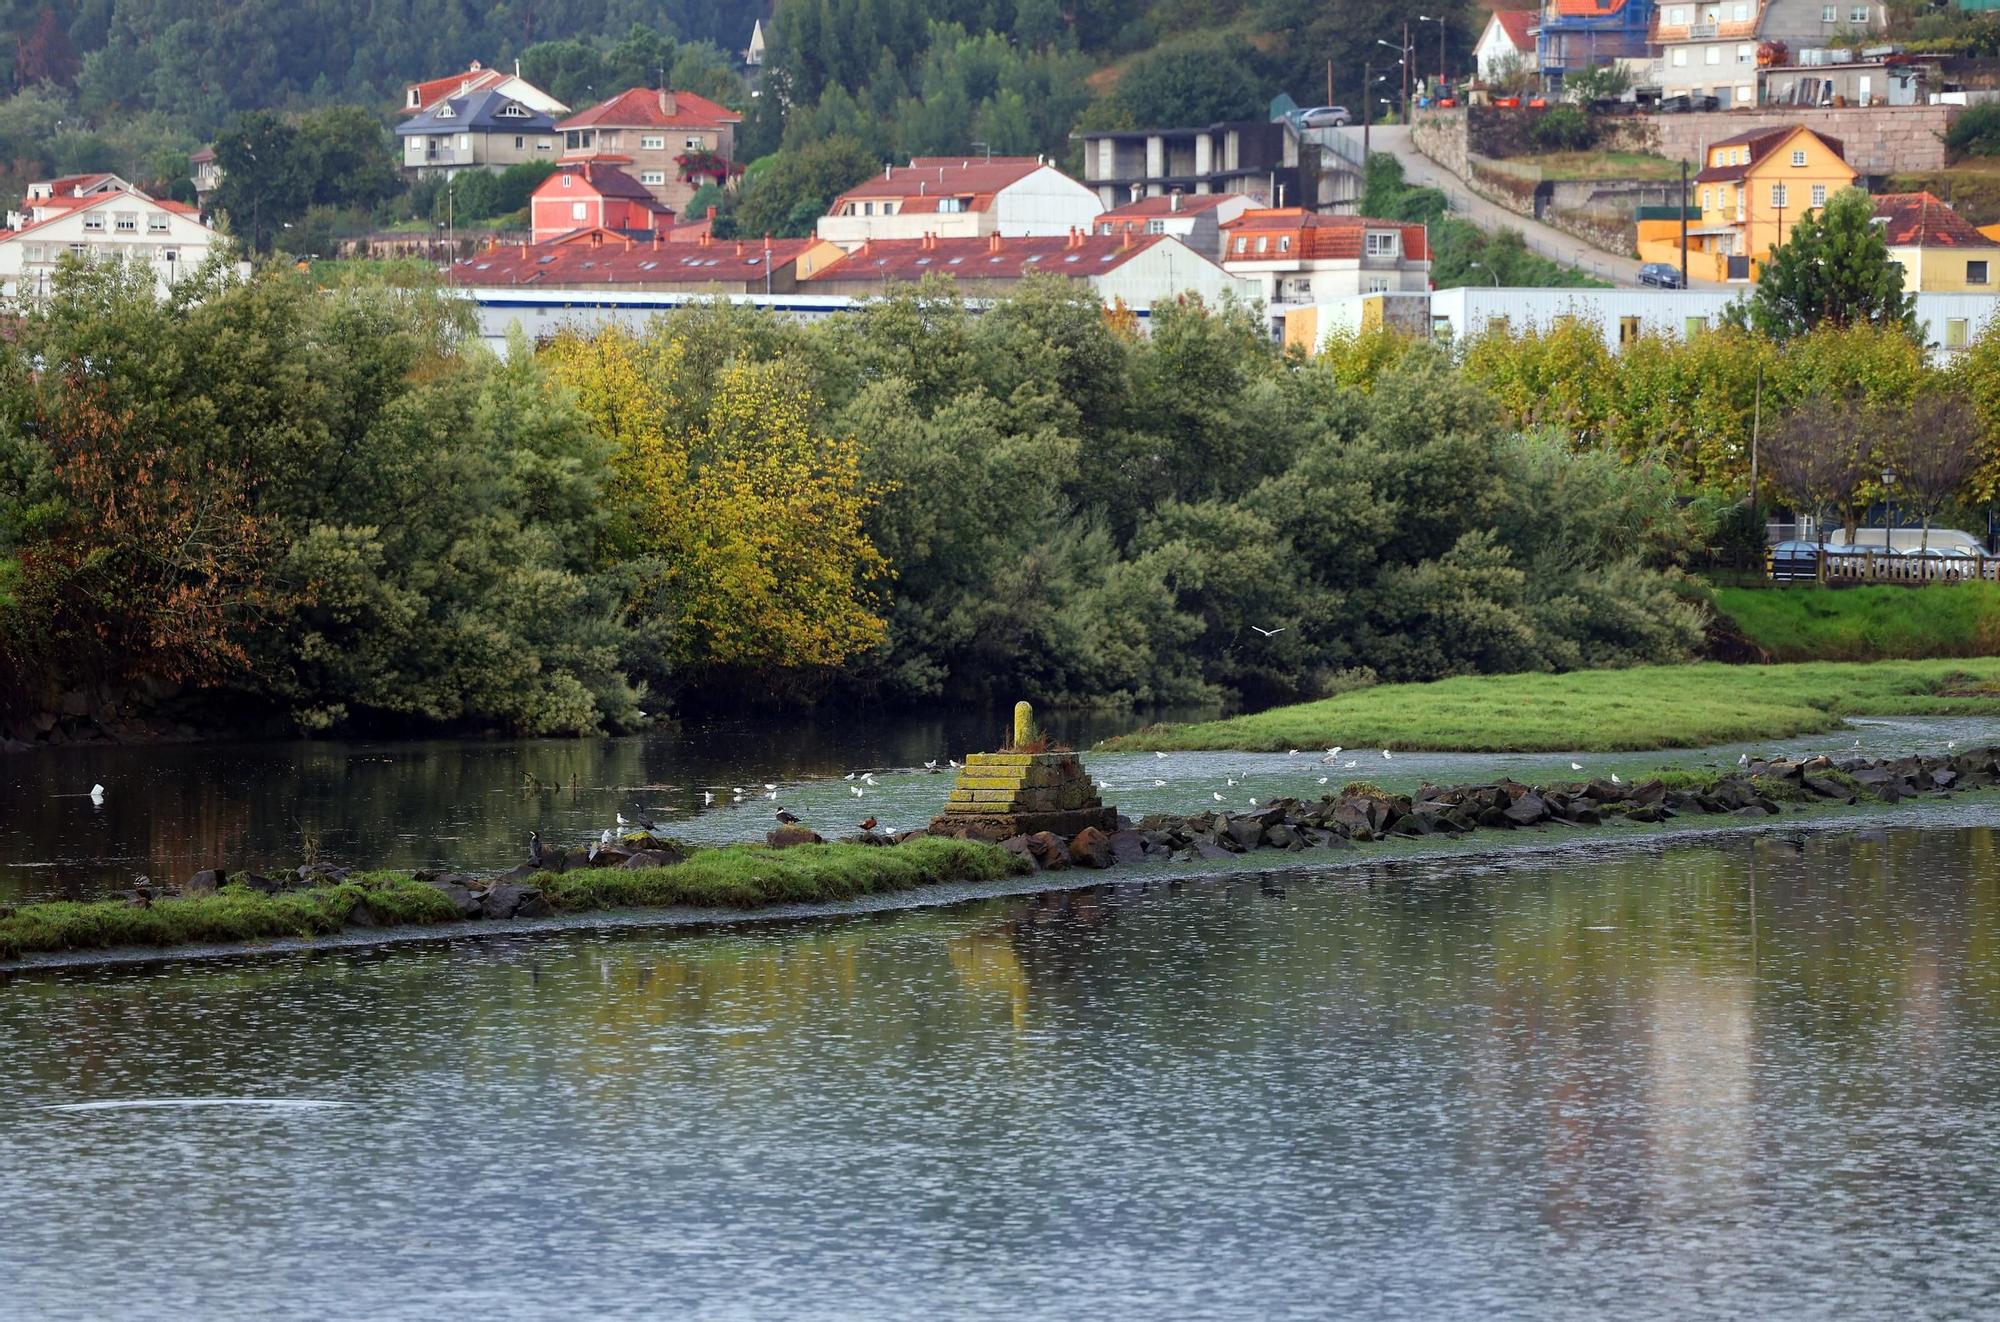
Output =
[{"x1": 1690, "y1": 21, "x2": 1718, "y2": 36}]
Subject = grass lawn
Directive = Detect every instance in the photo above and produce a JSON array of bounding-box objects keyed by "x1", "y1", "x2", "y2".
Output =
[
  {"x1": 1100, "y1": 658, "x2": 2000, "y2": 754},
  {"x1": 1501, "y1": 150, "x2": 1681, "y2": 180},
  {"x1": 1714, "y1": 583, "x2": 2000, "y2": 662},
  {"x1": 0, "y1": 837, "x2": 1023, "y2": 960}
]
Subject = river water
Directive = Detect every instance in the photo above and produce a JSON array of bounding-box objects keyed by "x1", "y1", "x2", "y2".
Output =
[
  {"x1": 6, "y1": 709, "x2": 1999, "y2": 904},
  {"x1": 5, "y1": 817, "x2": 2000, "y2": 1319}
]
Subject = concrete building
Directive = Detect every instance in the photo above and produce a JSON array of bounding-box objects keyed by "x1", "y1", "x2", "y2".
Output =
[
  {"x1": 816, "y1": 157, "x2": 1102, "y2": 249},
  {"x1": 1219, "y1": 209, "x2": 1432, "y2": 307},
  {"x1": 800, "y1": 230, "x2": 1252, "y2": 308},
  {"x1": 189, "y1": 147, "x2": 221, "y2": 206},
  {"x1": 556, "y1": 88, "x2": 741, "y2": 215},
  {"x1": 1537, "y1": 0, "x2": 1658, "y2": 87},
  {"x1": 1077, "y1": 120, "x2": 1299, "y2": 210},
  {"x1": 0, "y1": 177, "x2": 226, "y2": 299},
  {"x1": 396, "y1": 89, "x2": 562, "y2": 177},
  {"x1": 529, "y1": 161, "x2": 673, "y2": 244},
  {"x1": 1874, "y1": 191, "x2": 1999, "y2": 292},
  {"x1": 1092, "y1": 192, "x2": 1254, "y2": 262},
  {"x1": 1652, "y1": 0, "x2": 1889, "y2": 106},
  {"x1": 1477, "y1": 10, "x2": 1540, "y2": 82}
]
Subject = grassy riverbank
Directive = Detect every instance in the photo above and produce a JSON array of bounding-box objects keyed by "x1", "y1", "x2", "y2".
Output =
[
  {"x1": 0, "y1": 838, "x2": 1023, "y2": 961},
  {"x1": 1714, "y1": 584, "x2": 2000, "y2": 662},
  {"x1": 1102, "y1": 659, "x2": 2000, "y2": 754}
]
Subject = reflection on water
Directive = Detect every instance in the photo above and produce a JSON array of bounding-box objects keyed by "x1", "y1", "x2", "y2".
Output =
[
  {"x1": 0, "y1": 707, "x2": 1192, "y2": 903},
  {"x1": 4, "y1": 824, "x2": 2000, "y2": 1319}
]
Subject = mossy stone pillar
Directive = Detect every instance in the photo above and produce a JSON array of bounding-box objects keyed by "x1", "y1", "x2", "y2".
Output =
[{"x1": 1014, "y1": 701, "x2": 1036, "y2": 748}]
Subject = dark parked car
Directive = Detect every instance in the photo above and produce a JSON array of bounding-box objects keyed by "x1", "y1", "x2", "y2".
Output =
[{"x1": 1638, "y1": 262, "x2": 1684, "y2": 289}]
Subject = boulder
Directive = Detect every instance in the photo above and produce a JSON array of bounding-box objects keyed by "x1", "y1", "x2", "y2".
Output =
[
  {"x1": 999, "y1": 834, "x2": 1039, "y2": 869},
  {"x1": 766, "y1": 826, "x2": 824, "y2": 849},
  {"x1": 421, "y1": 878, "x2": 483, "y2": 919},
  {"x1": 1225, "y1": 816, "x2": 1265, "y2": 851},
  {"x1": 589, "y1": 845, "x2": 634, "y2": 868},
  {"x1": 1189, "y1": 840, "x2": 1235, "y2": 861},
  {"x1": 620, "y1": 849, "x2": 681, "y2": 869},
  {"x1": 1068, "y1": 827, "x2": 1115, "y2": 869},
  {"x1": 1024, "y1": 831, "x2": 1070, "y2": 871},
  {"x1": 480, "y1": 883, "x2": 548, "y2": 920},
  {"x1": 345, "y1": 899, "x2": 385, "y2": 928},
  {"x1": 184, "y1": 869, "x2": 223, "y2": 896},
  {"x1": 1502, "y1": 793, "x2": 1548, "y2": 826},
  {"x1": 238, "y1": 872, "x2": 281, "y2": 895},
  {"x1": 1108, "y1": 830, "x2": 1150, "y2": 866}
]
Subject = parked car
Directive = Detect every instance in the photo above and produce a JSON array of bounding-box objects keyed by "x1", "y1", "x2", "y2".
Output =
[
  {"x1": 1300, "y1": 105, "x2": 1352, "y2": 127},
  {"x1": 1638, "y1": 262, "x2": 1684, "y2": 289},
  {"x1": 1767, "y1": 539, "x2": 1824, "y2": 581}
]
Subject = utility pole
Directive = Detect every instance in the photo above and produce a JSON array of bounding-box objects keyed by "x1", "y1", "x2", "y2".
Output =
[
  {"x1": 1363, "y1": 61, "x2": 1372, "y2": 157},
  {"x1": 1404, "y1": 21, "x2": 1413, "y2": 120},
  {"x1": 1327, "y1": 58, "x2": 1334, "y2": 107},
  {"x1": 1679, "y1": 158, "x2": 1689, "y2": 290}
]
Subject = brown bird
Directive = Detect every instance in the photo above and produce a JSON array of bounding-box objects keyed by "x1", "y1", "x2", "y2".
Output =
[
  {"x1": 859, "y1": 816, "x2": 878, "y2": 831},
  {"x1": 775, "y1": 808, "x2": 801, "y2": 825}
]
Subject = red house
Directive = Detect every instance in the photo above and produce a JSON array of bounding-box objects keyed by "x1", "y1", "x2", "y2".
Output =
[{"x1": 529, "y1": 162, "x2": 673, "y2": 245}]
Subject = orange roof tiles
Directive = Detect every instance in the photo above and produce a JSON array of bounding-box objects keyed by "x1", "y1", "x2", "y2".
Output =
[
  {"x1": 804, "y1": 231, "x2": 1167, "y2": 283},
  {"x1": 1491, "y1": 9, "x2": 1539, "y2": 49},
  {"x1": 1220, "y1": 209, "x2": 1431, "y2": 262},
  {"x1": 831, "y1": 157, "x2": 1047, "y2": 213},
  {"x1": 405, "y1": 62, "x2": 506, "y2": 114},
  {"x1": 1552, "y1": 0, "x2": 1628, "y2": 16},
  {"x1": 558, "y1": 87, "x2": 740, "y2": 131},
  {"x1": 1099, "y1": 194, "x2": 1240, "y2": 219},
  {"x1": 1872, "y1": 192, "x2": 1998, "y2": 248},
  {"x1": 454, "y1": 235, "x2": 816, "y2": 287}
]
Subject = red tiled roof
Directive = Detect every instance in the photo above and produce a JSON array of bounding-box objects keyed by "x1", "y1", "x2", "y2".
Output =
[
  {"x1": 3, "y1": 190, "x2": 204, "y2": 241},
  {"x1": 1552, "y1": 0, "x2": 1627, "y2": 15},
  {"x1": 39, "y1": 173, "x2": 120, "y2": 198},
  {"x1": 1491, "y1": 9, "x2": 1538, "y2": 49},
  {"x1": 1872, "y1": 192, "x2": 1998, "y2": 248},
  {"x1": 1219, "y1": 209, "x2": 1431, "y2": 262},
  {"x1": 830, "y1": 157, "x2": 1048, "y2": 212},
  {"x1": 1692, "y1": 126, "x2": 1847, "y2": 183},
  {"x1": 557, "y1": 87, "x2": 740, "y2": 131},
  {"x1": 405, "y1": 63, "x2": 505, "y2": 113},
  {"x1": 453, "y1": 236, "x2": 816, "y2": 287},
  {"x1": 803, "y1": 231, "x2": 1171, "y2": 284},
  {"x1": 1099, "y1": 194, "x2": 1240, "y2": 219},
  {"x1": 536, "y1": 162, "x2": 673, "y2": 214},
  {"x1": 190, "y1": 146, "x2": 216, "y2": 163}
]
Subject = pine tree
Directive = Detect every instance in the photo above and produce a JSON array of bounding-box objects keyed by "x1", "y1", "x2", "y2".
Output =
[{"x1": 1741, "y1": 186, "x2": 1918, "y2": 341}]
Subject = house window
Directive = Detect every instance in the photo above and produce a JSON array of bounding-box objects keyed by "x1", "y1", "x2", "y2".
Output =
[
  {"x1": 1971, "y1": 261, "x2": 1990, "y2": 285},
  {"x1": 561, "y1": 173, "x2": 572, "y2": 188},
  {"x1": 1619, "y1": 315, "x2": 1641, "y2": 345},
  {"x1": 1365, "y1": 277, "x2": 1389, "y2": 292},
  {"x1": 1487, "y1": 316, "x2": 1509, "y2": 334},
  {"x1": 82, "y1": 214, "x2": 104, "y2": 231},
  {"x1": 1235, "y1": 237, "x2": 1247, "y2": 253},
  {"x1": 1811, "y1": 183, "x2": 1827, "y2": 206},
  {"x1": 572, "y1": 201, "x2": 586, "y2": 221},
  {"x1": 1685, "y1": 314, "x2": 1706, "y2": 336},
  {"x1": 939, "y1": 197, "x2": 966, "y2": 213},
  {"x1": 1947, "y1": 317, "x2": 1970, "y2": 348},
  {"x1": 68, "y1": 242, "x2": 86, "y2": 257},
  {"x1": 497, "y1": 104, "x2": 527, "y2": 117},
  {"x1": 1849, "y1": 4, "x2": 1870, "y2": 20},
  {"x1": 538, "y1": 138, "x2": 553, "y2": 151},
  {"x1": 114, "y1": 212, "x2": 136, "y2": 232},
  {"x1": 1147, "y1": 219, "x2": 1166, "y2": 234},
  {"x1": 1772, "y1": 183, "x2": 1789, "y2": 207},
  {"x1": 1256, "y1": 236, "x2": 1268, "y2": 252},
  {"x1": 147, "y1": 214, "x2": 169, "y2": 232},
  {"x1": 685, "y1": 136, "x2": 703, "y2": 149},
  {"x1": 1701, "y1": 187, "x2": 1711, "y2": 210},
  {"x1": 515, "y1": 136, "x2": 525, "y2": 149},
  {"x1": 1365, "y1": 231, "x2": 1397, "y2": 256},
  {"x1": 1670, "y1": 6, "x2": 1687, "y2": 20},
  {"x1": 1821, "y1": 4, "x2": 1836, "y2": 18},
  {"x1": 642, "y1": 135, "x2": 665, "y2": 150},
  {"x1": 640, "y1": 171, "x2": 666, "y2": 185},
  {"x1": 1672, "y1": 48, "x2": 1689, "y2": 66},
  {"x1": 160, "y1": 248, "x2": 176, "y2": 263},
  {"x1": 1733, "y1": 2, "x2": 1748, "y2": 17},
  {"x1": 436, "y1": 105, "x2": 455, "y2": 118},
  {"x1": 1276, "y1": 232, "x2": 1289, "y2": 249},
  {"x1": 21, "y1": 243, "x2": 40, "y2": 262},
  {"x1": 1738, "y1": 44, "x2": 1755, "y2": 62},
  {"x1": 862, "y1": 201, "x2": 874, "y2": 215},
  {"x1": 1791, "y1": 149, "x2": 1807, "y2": 166}
]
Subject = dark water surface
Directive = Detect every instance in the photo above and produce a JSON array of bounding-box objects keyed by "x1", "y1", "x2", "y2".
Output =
[{"x1": 5, "y1": 821, "x2": 2000, "y2": 1319}]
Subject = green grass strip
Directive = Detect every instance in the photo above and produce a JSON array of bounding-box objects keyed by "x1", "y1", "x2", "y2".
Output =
[
  {"x1": 0, "y1": 838, "x2": 1024, "y2": 961},
  {"x1": 1102, "y1": 659, "x2": 2000, "y2": 754},
  {"x1": 1714, "y1": 583, "x2": 2000, "y2": 662}
]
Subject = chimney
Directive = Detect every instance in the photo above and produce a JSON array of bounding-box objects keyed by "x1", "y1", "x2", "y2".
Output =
[
  {"x1": 885, "y1": 164, "x2": 892, "y2": 179},
  {"x1": 735, "y1": 239, "x2": 744, "y2": 256},
  {"x1": 1129, "y1": 182, "x2": 1141, "y2": 203},
  {"x1": 514, "y1": 58, "x2": 521, "y2": 77},
  {"x1": 699, "y1": 229, "x2": 712, "y2": 248},
  {"x1": 659, "y1": 89, "x2": 678, "y2": 116},
  {"x1": 1170, "y1": 190, "x2": 1182, "y2": 212},
  {"x1": 1120, "y1": 228, "x2": 1135, "y2": 251},
  {"x1": 861, "y1": 237, "x2": 873, "y2": 257},
  {"x1": 988, "y1": 232, "x2": 1002, "y2": 254}
]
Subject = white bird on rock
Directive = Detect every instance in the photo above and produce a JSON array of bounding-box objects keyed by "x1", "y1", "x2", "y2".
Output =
[
  {"x1": 1739, "y1": 753, "x2": 1750, "y2": 765},
  {"x1": 601, "y1": 828, "x2": 614, "y2": 845},
  {"x1": 616, "y1": 812, "x2": 629, "y2": 826},
  {"x1": 1248, "y1": 798, "x2": 1259, "y2": 806},
  {"x1": 1611, "y1": 773, "x2": 1623, "y2": 785}
]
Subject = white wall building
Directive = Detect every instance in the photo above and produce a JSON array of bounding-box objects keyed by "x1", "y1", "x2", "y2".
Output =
[
  {"x1": 816, "y1": 156, "x2": 1102, "y2": 249},
  {"x1": 0, "y1": 181, "x2": 228, "y2": 299}
]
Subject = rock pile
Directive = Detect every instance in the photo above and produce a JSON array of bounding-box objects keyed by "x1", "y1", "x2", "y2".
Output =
[{"x1": 984, "y1": 748, "x2": 2000, "y2": 872}]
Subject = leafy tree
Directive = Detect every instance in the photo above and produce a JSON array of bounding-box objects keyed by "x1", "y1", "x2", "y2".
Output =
[
  {"x1": 14, "y1": 5, "x2": 79, "y2": 90},
  {"x1": 732, "y1": 134, "x2": 876, "y2": 238},
  {"x1": 212, "y1": 111, "x2": 308, "y2": 253},
  {"x1": 1945, "y1": 102, "x2": 2000, "y2": 156},
  {"x1": 1529, "y1": 105, "x2": 1594, "y2": 151},
  {"x1": 295, "y1": 105, "x2": 400, "y2": 211},
  {"x1": 1886, "y1": 393, "x2": 1982, "y2": 552},
  {"x1": 1764, "y1": 393, "x2": 1877, "y2": 557},
  {"x1": 1561, "y1": 63, "x2": 1632, "y2": 103},
  {"x1": 1109, "y1": 38, "x2": 1267, "y2": 127},
  {"x1": 1737, "y1": 186, "x2": 1918, "y2": 340}
]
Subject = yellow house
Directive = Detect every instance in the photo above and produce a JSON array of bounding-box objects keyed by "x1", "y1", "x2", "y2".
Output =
[
  {"x1": 1875, "y1": 193, "x2": 1999, "y2": 293},
  {"x1": 1686, "y1": 125, "x2": 1855, "y2": 282}
]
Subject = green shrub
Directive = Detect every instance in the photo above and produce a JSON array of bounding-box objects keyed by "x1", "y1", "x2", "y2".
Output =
[
  {"x1": 1947, "y1": 103, "x2": 2000, "y2": 157},
  {"x1": 1531, "y1": 105, "x2": 1596, "y2": 151}
]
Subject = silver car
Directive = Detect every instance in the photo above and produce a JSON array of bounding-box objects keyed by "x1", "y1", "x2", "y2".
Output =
[{"x1": 1300, "y1": 105, "x2": 1352, "y2": 127}]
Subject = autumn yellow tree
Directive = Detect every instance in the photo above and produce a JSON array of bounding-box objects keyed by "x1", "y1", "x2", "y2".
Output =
[{"x1": 542, "y1": 327, "x2": 888, "y2": 683}]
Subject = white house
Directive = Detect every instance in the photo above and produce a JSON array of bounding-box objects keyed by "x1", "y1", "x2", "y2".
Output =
[
  {"x1": 0, "y1": 178, "x2": 227, "y2": 299},
  {"x1": 816, "y1": 156, "x2": 1103, "y2": 249},
  {"x1": 403, "y1": 61, "x2": 568, "y2": 118},
  {"x1": 1476, "y1": 10, "x2": 1539, "y2": 82}
]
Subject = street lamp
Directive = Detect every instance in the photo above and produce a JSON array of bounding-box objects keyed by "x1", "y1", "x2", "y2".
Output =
[
  {"x1": 1881, "y1": 466, "x2": 1898, "y2": 549},
  {"x1": 1468, "y1": 260, "x2": 1499, "y2": 286},
  {"x1": 1416, "y1": 13, "x2": 1449, "y2": 89}
]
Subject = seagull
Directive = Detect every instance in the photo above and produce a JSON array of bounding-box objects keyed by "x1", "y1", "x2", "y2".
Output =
[
  {"x1": 1739, "y1": 753, "x2": 1750, "y2": 765},
  {"x1": 844, "y1": 772, "x2": 856, "y2": 781},
  {"x1": 1853, "y1": 739, "x2": 1861, "y2": 749},
  {"x1": 1345, "y1": 760, "x2": 1357, "y2": 769},
  {"x1": 600, "y1": 828, "x2": 613, "y2": 845},
  {"x1": 862, "y1": 773, "x2": 876, "y2": 785},
  {"x1": 1250, "y1": 625, "x2": 1286, "y2": 636},
  {"x1": 1153, "y1": 779, "x2": 1167, "y2": 787},
  {"x1": 1571, "y1": 762, "x2": 1584, "y2": 772},
  {"x1": 1248, "y1": 797, "x2": 1259, "y2": 806},
  {"x1": 852, "y1": 786, "x2": 865, "y2": 797},
  {"x1": 924, "y1": 759, "x2": 938, "y2": 771},
  {"x1": 1317, "y1": 776, "x2": 1329, "y2": 785},
  {"x1": 765, "y1": 789, "x2": 778, "y2": 800},
  {"x1": 1227, "y1": 777, "x2": 1238, "y2": 786},
  {"x1": 703, "y1": 790, "x2": 715, "y2": 805},
  {"x1": 1154, "y1": 751, "x2": 1168, "y2": 760},
  {"x1": 616, "y1": 812, "x2": 629, "y2": 826},
  {"x1": 949, "y1": 759, "x2": 960, "y2": 768},
  {"x1": 764, "y1": 783, "x2": 777, "y2": 792},
  {"x1": 1610, "y1": 773, "x2": 1622, "y2": 784},
  {"x1": 1213, "y1": 792, "x2": 1224, "y2": 801},
  {"x1": 89, "y1": 783, "x2": 104, "y2": 805},
  {"x1": 1288, "y1": 749, "x2": 1300, "y2": 757},
  {"x1": 1949, "y1": 740, "x2": 1958, "y2": 749},
  {"x1": 1382, "y1": 749, "x2": 1392, "y2": 760},
  {"x1": 775, "y1": 808, "x2": 801, "y2": 825}
]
